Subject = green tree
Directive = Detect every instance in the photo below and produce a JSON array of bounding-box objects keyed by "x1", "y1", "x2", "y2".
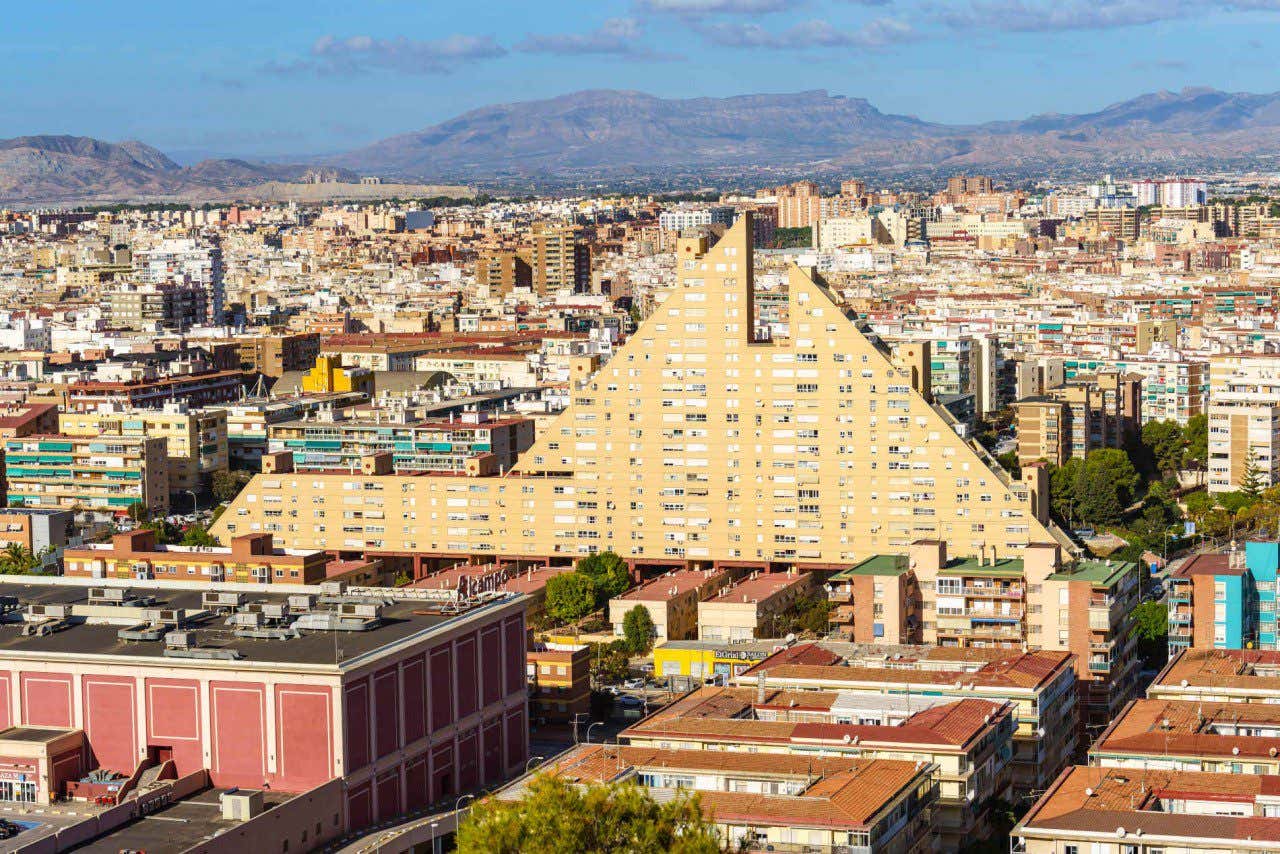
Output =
[
  {"x1": 1049, "y1": 458, "x2": 1084, "y2": 526},
  {"x1": 211, "y1": 470, "x2": 250, "y2": 504},
  {"x1": 621, "y1": 605, "x2": 656, "y2": 654},
  {"x1": 576, "y1": 551, "x2": 630, "y2": 601},
  {"x1": 0, "y1": 544, "x2": 40, "y2": 575},
  {"x1": 126, "y1": 501, "x2": 150, "y2": 523},
  {"x1": 1140, "y1": 420, "x2": 1184, "y2": 477},
  {"x1": 546, "y1": 572, "x2": 598, "y2": 624},
  {"x1": 1132, "y1": 600, "x2": 1169, "y2": 669},
  {"x1": 771, "y1": 226, "x2": 812, "y2": 249},
  {"x1": 1182, "y1": 414, "x2": 1208, "y2": 473},
  {"x1": 1074, "y1": 448, "x2": 1140, "y2": 527},
  {"x1": 456, "y1": 774, "x2": 719, "y2": 854},
  {"x1": 590, "y1": 640, "x2": 632, "y2": 685},
  {"x1": 995, "y1": 451, "x2": 1021, "y2": 479},
  {"x1": 1242, "y1": 448, "x2": 1266, "y2": 499},
  {"x1": 179, "y1": 523, "x2": 219, "y2": 547}
]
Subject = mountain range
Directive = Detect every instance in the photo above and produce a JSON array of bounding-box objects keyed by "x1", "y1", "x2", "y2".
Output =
[{"x1": 6, "y1": 87, "x2": 1280, "y2": 203}]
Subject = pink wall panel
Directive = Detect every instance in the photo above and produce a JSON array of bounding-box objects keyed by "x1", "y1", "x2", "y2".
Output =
[
  {"x1": 81, "y1": 676, "x2": 137, "y2": 774},
  {"x1": 481, "y1": 719, "x2": 502, "y2": 786},
  {"x1": 402, "y1": 656, "x2": 426, "y2": 744},
  {"x1": 480, "y1": 626, "x2": 502, "y2": 707},
  {"x1": 404, "y1": 755, "x2": 428, "y2": 811},
  {"x1": 275, "y1": 686, "x2": 333, "y2": 791},
  {"x1": 0, "y1": 674, "x2": 13, "y2": 731},
  {"x1": 373, "y1": 668, "x2": 399, "y2": 759},
  {"x1": 347, "y1": 781, "x2": 372, "y2": 832},
  {"x1": 456, "y1": 635, "x2": 478, "y2": 719},
  {"x1": 429, "y1": 645, "x2": 453, "y2": 733},
  {"x1": 343, "y1": 680, "x2": 371, "y2": 772},
  {"x1": 209, "y1": 681, "x2": 266, "y2": 787},
  {"x1": 457, "y1": 728, "x2": 479, "y2": 793},
  {"x1": 375, "y1": 771, "x2": 401, "y2": 823},
  {"x1": 505, "y1": 707, "x2": 526, "y2": 773},
  {"x1": 430, "y1": 741, "x2": 454, "y2": 801},
  {"x1": 21, "y1": 672, "x2": 72, "y2": 728},
  {"x1": 503, "y1": 616, "x2": 525, "y2": 696},
  {"x1": 144, "y1": 678, "x2": 203, "y2": 776}
]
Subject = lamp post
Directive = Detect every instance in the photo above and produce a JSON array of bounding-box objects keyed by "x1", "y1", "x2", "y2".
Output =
[
  {"x1": 526, "y1": 755, "x2": 545, "y2": 774},
  {"x1": 184, "y1": 490, "x2": 198, "y2": 516},
  {"x1": 586, "y1": 722, "x2": 604, "y2": 744},
  {"x1": 429, "y1": 820, "x2": 439, "y2": 854}
]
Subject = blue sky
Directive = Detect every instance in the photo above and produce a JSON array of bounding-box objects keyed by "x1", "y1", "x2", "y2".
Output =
[{"x1": 4, "y1": 0, "x2": 1280, "y2": 159}]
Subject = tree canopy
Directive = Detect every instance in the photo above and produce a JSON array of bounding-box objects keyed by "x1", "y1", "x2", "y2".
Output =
[
  {"x1": 622, "y1": 606, "x2": 656, "y2": 654},
  {"x1": 577, "y1": 551, "x2": 630, "y2": 601},
  {"x1": 546, "y1": 573, "x2": 598, "y2": 624},
  {"x1": 1050, "y1": 449, "x2": 1140, "y2": 528},
  {"x1": 456, "y1": 775, "x2": 720, "y2": 854}
]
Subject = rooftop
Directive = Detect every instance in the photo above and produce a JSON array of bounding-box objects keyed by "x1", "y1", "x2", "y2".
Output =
[
  {"x1": 1094, "y1": 699, "x2": 1280, "y2": 762},
  {"x1": 830, "y1": 555, "x2": 910, "y2": 579},
  {"x1": 706, "y1": 571, "x2": 812, "y2": 604},
  {"x1": 0, "y1": 577, "x2": 522, "y2": 671},
  {"x1": 615, "y1": 568, "x2": 726, "y2": 602},
  {"x1": 1017, "y1": 766, "x2": 1280, "y2": 845}
]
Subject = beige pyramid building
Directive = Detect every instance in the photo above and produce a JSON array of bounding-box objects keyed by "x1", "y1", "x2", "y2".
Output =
[{"x1": 211, "y1": 214, "x2": 1068, "y2": 568}]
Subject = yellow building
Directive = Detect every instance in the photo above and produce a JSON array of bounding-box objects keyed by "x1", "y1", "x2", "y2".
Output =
[
  {"x1": 59, "y1": 401, "x2": 227, "y2": 493},
  {"x1": 300, "y1": 355, "x2": 374, "y2": 395},
  {"x1": 212, "y1": 215, "x2": 1067, "y2": 565}
]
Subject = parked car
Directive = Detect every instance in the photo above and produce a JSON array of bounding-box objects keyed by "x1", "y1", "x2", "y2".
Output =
[{"x1": 623, "y1": 678, "x2": 645, "y2": 690}]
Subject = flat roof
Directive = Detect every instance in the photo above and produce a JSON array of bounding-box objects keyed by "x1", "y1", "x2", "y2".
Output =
[
  {"x1": 939, "y1": 557, "x2": 1026, "y2": 577},
  {"x1": 1048, "y1": 558, "x2": 1138, "y2": 586},
  {"x1": 830, "y1": 555, "x2": 910, "y2": 579},
  {"x1": 0, "y1": 579, "x2": 521, "y2": 671},
  {"x1": 707, "y1": 572, "x2": 811, "y2": 604},
  {"x1": 0, "y1": 726, "x2": 75, "y2": 743},
  {"x1": 72, "y1": 786, "x2": 293, "y2": 854}
]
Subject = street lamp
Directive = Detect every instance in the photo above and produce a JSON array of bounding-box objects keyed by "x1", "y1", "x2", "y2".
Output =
[
  {"x1": 586, "y1": 722, "x2": 604, "y2": 744},
  {"x1": 455, "y1": 793, "x2": 475, "y2": 816},
  {"x1": 526, "y1": 755, "x2": 545, "y2": 774},
  {"x1": 184, "y1": 490, "x2": 198, "y2": 516},
  {"x1": 429, "y1": 820, "x2": 440, "y2": 854}
]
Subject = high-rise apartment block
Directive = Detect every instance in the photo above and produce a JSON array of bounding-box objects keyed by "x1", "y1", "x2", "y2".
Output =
[
  {"x1": 5, "y1": 433, "x2": 169, "y2": 517},
  {"x1": 213, "y1": 216, "x2": 1068, "y2": 567},
  {"x1": 59, "y1": 401, "x2": 227, "y2": 493},
  {"x1": 946, "y1": 175, "x2": 993, "y2": 195},
  {"x1": 523, "y1": 222, "x2": 590, "y2": 294},
  {"x1": 134, "y1": 237, "x2": 225, "y2": 325},
  {"x1": 475, "y1": 249, "x2": 533, "y2": 295},
  {"x1": 1209, "y1": 354, "x2": 1280, "y2": 492},
  {"x1": 774, "y1": 181, "x2": 823, "y2": 228}
]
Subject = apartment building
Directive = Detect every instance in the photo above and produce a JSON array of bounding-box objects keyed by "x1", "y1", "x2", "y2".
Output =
[
  {"x1": 475, "y1": 250, "x2": 532, "y2": 295},
  {"x1": 211, "y1": 392, "x2": 366, "y2": 470},
  {"x1": 60, "y1": 401, "x2": 228, "y2": 493},
  {"x1": 622, "y1": 685, "x2": 1013, "y2": 847},
  {"x1": 106, "y1": 282, "x2": 207, "y2": 331},
  {"x1": 236, "y1": 332, "x2": 321, "y2": 377},
  {"x1": 657, "y1": 206, "x2": 736, "y2": 232},
  {"x1": 61, "y1": 529, "x2": 366, "y2": 584},
  {"x1": 947, "y1": 175, "x2": 993, "y2": 195},
  {"x1": 212, "y1": 216, "x2": 1068, "y2": 568},
  {"x1": 1208, "y1": 353, "x2": 1280, "y2": 492},
  {"x1": 133, "y1": 237, "x2": 225, "y2": 325},
  {"x1": 526, "y1": 644, "x2": 591, "y2": 724},
  {"x1": 0, "y1": 506, "x2": 67, "y2": 555},
  {"x1": 839, "y1": 540, "x2": 1141, "y2": 732},
  {"x1": 5, "y1": 434, "x2": 169, "y2": 517},
  {"x1": 696, "y1": 570, "x2": 818, "y2": 642},
  {"x1": 732, "y1": 642, "x2": 1078, "y2": 797},
  {"x1": 0, "y1": 403, "x2": 61, "y2": 438},
  {"x1": 267, "y1": 410, "x2": 533, "y2": 476},
  {"x1": 774, "y1": 181, "x2": 822, "y2": 229},
  {"x1": 524, "y1": 222, "x2": 590, "y2": 294},
  {"x1": 1014, "y1": 766, "x2": 1280, "y2": 854},
  {"x1": 1167, "y1": 551, "x2": 1257, "y2": 657},
  {"x1": 606, "y1": 567, "x2": 730, "y2": 642},
  {"x1": 1149, "y1": 647, "x2": 1280, "y2": 705},
  {"x1": 57, "y1": 369, "x2": 251, "y2": 413},
  {"x1": 513, "y1": 746, "x2": 938, "y2": 853},
  {"x1": 826, "y1": 555, "x2": 922, "y2": 643},
  {"x1": 1014, "y1": 372, "x2": 1141, "y2": 467},
  {"x1": 1091, "y1": 698, "x2": 1280, "y2": 775},
  {"x1": 1065, "y1": 355, "x2": 1206, "y2": 424}
]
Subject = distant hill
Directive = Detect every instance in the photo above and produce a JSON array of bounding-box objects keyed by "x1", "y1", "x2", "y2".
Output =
[
  {"x1": 7, "y1": 87, "x2": 1280, "y2": 202},
  {"x1": 326, "y1": 86, "x2": 1280, "y2": 180},
  {"x1": 0, "y1": 135, "x2": 356, "y2": 205}
]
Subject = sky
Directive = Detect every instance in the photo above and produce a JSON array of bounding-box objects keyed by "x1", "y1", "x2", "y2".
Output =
[{"x1": 3, "y1": 0, "x2": 1280, "y2": 160}]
